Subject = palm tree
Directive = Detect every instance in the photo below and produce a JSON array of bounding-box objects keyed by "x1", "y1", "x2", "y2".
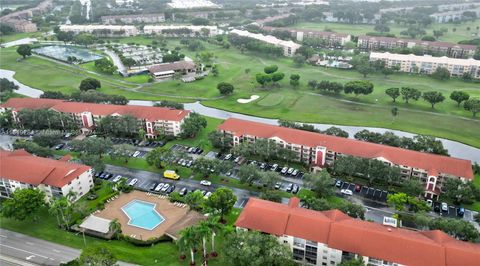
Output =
[
  {"x1": 48, "y1": 199, "x2": 63, "y2": 228},
  {"x1": 196, "y1": 223, "x2": 211, "y2": 260},
  {"x1": 109, "y1": 219, "x2": 122, "y2": 239},
  {"x1": 203, "y1": 217, "x2": 222, "y2": 257},
  {"x1": 178, "y1": 226, "x2": 201, "y2": 266}
]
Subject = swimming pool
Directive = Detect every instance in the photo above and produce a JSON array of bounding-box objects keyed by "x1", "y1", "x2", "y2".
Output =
[{"x1": 121, "y1": 200, "x2": 165, "y2": 230}]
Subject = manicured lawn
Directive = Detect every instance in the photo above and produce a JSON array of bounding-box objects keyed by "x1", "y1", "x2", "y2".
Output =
[
  {"x1": 0, "y1": 32, "x2": 44, "y2": 44},
  {"x1": 465, "y1": 174, "x2": 480, "y2": 212},
  {"x1": 2, "y1": 37, "x2": 479, "y2": 147},
  {"x1": 292, "y1": 21, "x2": 480, "y2": 43}
]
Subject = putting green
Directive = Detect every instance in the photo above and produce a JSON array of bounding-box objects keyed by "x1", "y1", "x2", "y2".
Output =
[{"x1": 257, "y1": 93, "x2": 285, "y2": 107}]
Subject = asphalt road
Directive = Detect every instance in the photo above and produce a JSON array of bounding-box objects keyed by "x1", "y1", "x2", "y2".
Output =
[{"x1": 0, "y1": 229, "x2": 137, "y2": 266}]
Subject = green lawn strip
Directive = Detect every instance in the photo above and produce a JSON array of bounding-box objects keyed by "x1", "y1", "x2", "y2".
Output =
[
  {"x1": 292, "y1": 21, "x2": 480, "y2": 43},
  {"x1": 464, "y1": 175, "x2": 480, "y2": 212},
  {"x1": 0, "y1": 32, "x2": 44, "y2": 44}
]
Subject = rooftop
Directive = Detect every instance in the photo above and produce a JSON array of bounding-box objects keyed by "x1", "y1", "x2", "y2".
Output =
[
  {"x1": 0, "y1": 150, "x2": 91, "y2": 188},
  {"x1": 370, "y1": 52, "x2": 480, "y2": 66},
  {"x1": 217, "y1": 118, "x2": 473, "y2": 179},
  {"x1": 230, "y1": 29, "x2": 301, "y2": 49},
  {"x1": 1, "y1": 98, "x2": 190, "y2": 122},
  {"x1": 236, "y1": 197, "x2": 480, "y2": 266},
  {"x1": 358, "y1": 35, "x2": 476, "y2": 50}
]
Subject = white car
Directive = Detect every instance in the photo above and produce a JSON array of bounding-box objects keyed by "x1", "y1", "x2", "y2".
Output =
[
  {"x1": 441, "y1": 202, "x2": 448, "y2": 212},
  {"x1": 112, "y1": 175, "x2": 122, "y2": 182},
  {"x1": 341, "y1": 189, "x2": 353, "y2": 196},
  {"x1": 128, "y1": 178, "x2": 138, "y2": 186},
  {"x1": 132, "y1": 151, "x2": 140, "y2": 158},
  {"x1": 287, "y1": 168, "x2": 294, "y2": 175},
  {"x1": 155, "y1": 183, "x2": 165, "y2": 192},
  {"x1": 204, "y1": 191, "x2": 212, "y2": 199},
  {"x1": 161, "y1": 184, "x2": 170, "y2": 192},
  {"x1": 280, "y1": 167, "x2": 288, "y2": 174},
  {"x1": 224, "y1": 154, "x2": 232, "y2": 160},
  {"x1": 200, "y1": 180, "x2": 212, "y2": 186}
]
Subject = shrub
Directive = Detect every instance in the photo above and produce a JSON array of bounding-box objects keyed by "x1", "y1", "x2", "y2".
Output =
[{"x1": 122, "y1": 234, "x2": 172, "y2": 246}]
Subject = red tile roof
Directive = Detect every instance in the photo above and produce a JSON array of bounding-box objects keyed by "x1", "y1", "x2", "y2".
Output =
[
  {"x1": 1, "y1": 98, "x2": 190, "y2": 122},
  {"x1": 236, "y1": 197, "x2": 480, "y2": 266},
  {"x1": 218, "y1": 118, "x2": 473, "y2": 179},
  {"x1": 0, "y1": 150, "x2": 91, "y2": 188}
]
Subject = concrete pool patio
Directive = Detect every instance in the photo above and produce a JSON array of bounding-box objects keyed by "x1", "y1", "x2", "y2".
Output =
[{"x1": 95, "y1": 190, "x2": 204, "y2": 240}]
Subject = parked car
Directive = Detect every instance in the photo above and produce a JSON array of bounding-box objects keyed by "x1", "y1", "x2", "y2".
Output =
[
  {"x1": 274, "y1": 182, "x2": 281, "y2": 190},
  {"x1": 179, "y1": 187, "x2": 188, "y2": 196},
  {"x1": 292, "y1": 184, "x2": 299, "y2": 194},
  {"x1": 270, "y1": 164, "x2": 278, "y2": 171},
  {"x1": 280, "y1": 167, "x2": 288, "y2": 175},
  {"x1": 425, "y1": 199, "x2": 433, "y2": 208},
  {"x1": 354, "y1": 184, "x2": 362, "y2": 192},
  {"x1": 286, "y1": 183, "x2": 293, "y2": 192},
  {"x1": 94, "y1": 172, "x2": 103, "y2": 178},
  {"x1": 54, "y1": 143, "x2": 65, "y2": 150},
  {"x1": 441, "y1": 202, "x2": 448, "y2": 212},
  {"x1": 457, "y1": 207, "x2": 465, "y2": 217},
  {"x1": 433, "y1": 203, "x2": 441, "y2": 213},
  {"x1": 132, "y1": 151, "x2": 140, "y2": 158},
  {"x1": 166, "y1": 185, "x2": 176, "y2": 194},
  {"x1": 259, "y1": 162, "x2": 267, "y2": 170},
  {"x1": 161, "y1": 184, "x2": 170, "y2": 192},
  {"x1": 335, "y1": 180, "x2": 343, "y2": 188},
  {"x1": 204, "y1": 191, "x2": 212, "y2": 199},
  {"x1": 224, "y1": 154, "x2": 232, "y2": 160},
  {"x1": 155, "y1": 183, "x2": 165, "y2": 192},
  {"x1": 149, "y1": 182, "x2": 158, "y2": 191},
  {"x1": 200, "y1": 180, "x2": 212, "y2": 186},
  {"x1": 287, "y1": 168, "x2": 294, "y2": 175},
  {"x1": 291, "y1": 169, "x2": 298, "y2": 177},
  {"x1": 112, "y1": 175, "x2": 122, "y2": 183},
  {"x1": 234, "y1": 156, "x2": 241, "y2": 163},
  {"x1": 128, "y1": 178, "x2": 138, "y2": 186},
  {"x1": 195, "y1": 149, "x2": 203, "y2": 155},
  {"x1": 104, "y1": 173, "x2": 113, "y2": 180},
  {"x1": 341, "y1": 189, "x2": 353, "y2": 196}
]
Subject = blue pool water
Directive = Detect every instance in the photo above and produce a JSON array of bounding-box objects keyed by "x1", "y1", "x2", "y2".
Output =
[{"x1": 121, "y1": 200, "x2": 164, "y2": 230}]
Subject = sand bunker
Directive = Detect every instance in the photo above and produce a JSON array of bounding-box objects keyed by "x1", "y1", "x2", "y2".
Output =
[{"x1": 237, "y1": 95, "x2": 260, "y2": 103}]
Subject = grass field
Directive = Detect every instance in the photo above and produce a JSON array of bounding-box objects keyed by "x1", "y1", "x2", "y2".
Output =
[
  {"x1": 292, "y1": 21, "x2": 480, "y2": 43},
  {"x1": 1, "y1": 38, "x2": 479, "y2": 147}
]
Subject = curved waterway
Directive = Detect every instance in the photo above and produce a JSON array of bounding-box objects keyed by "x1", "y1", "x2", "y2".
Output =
[{"x1": 1, "y1": 69, "x2": 478, "y2": 163}]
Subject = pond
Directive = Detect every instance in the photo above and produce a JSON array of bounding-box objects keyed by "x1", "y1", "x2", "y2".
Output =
[{"x1": 32, "y1": 45, "x2": 102, "y2": 63}]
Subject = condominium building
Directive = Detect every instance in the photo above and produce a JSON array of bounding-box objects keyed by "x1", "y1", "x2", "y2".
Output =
[
  {"x1": 0, "y1": 150, "x2": 93, "y2": 202},
  {"x1": 229, "y1": 29, "x2": 301, "y2": 57},
  {"x1": 430, "y1": 8, "x2": 480, "y2": 23},
  {"x1": 358, "y1": 36, "x2": 476, "y2": 58},
  {"x1": 236, "y1": 197, "x2": 480, "y2": 266},
  {"x1": 0, "y1": 0, "x2": 52, "y2": 32},
  {"x1": 59, "y1": 25, "x2": 138, "y2": 36},
  {"x1": 370, "y1": 52, "x2": 480, "y2": 79},
  {"x1": 101, "y1": 13, "x2": 165, "y2": 24},
  {"x1": 0, "y1": 98, "x2": 190, "y2": 138},
  {"x1": 143, "y1": 25, "x2": 219, "y2": 37},
  {"x1": 167, "y1": 0, "x2": 221, "y2": 9},
  {"x1": 262, "y1": 26, "x2": 351, "y2": 47},
  {"x1": 217, "y1": 118, "x2": 474, "y2": 199}
]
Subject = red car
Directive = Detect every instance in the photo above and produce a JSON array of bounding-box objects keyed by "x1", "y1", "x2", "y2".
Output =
[{"x1": 355, "y1": 184, "x2": 362, "y2": 192}]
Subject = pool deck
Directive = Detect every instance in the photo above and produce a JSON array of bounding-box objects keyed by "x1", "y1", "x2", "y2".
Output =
[{"x1": 96, "y1": 190, "x2": 191, "y2": 240}]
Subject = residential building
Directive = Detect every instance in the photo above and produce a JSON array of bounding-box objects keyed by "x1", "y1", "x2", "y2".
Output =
[
  {"x1": 262, "y1": 26, "x2": 351, "y2": 47},
  {"x1": 59, "y1": 25, "x2": 138, "y2": 36},
  {"x1": 254, "y1": 13, "x2": 293, "y2": 26},
  {"x1": 370, "y1": 52, "x2": 480, "y2": 79},
  {"x1": 437, "y1": 3, "x2": 480, "y2": 12},
  {"x1": 236, "y1": 197, "x2": 480, "y2": 266},
  {"x1": 101, "y1": 13, "x2": 165, "y2": 24},
  {"x1": 0, "y1": 0, "x2": 52, "y2": 32},
  {"x1": 148, "y1": 61, "x2": 196, "y2": 79},
  {"x1": 167, "y1": 0, "x2": 221, "y2": 9},
  {"x1": 0, "y1": 150, "x2": 93, "y2": 202},
  {"x1": 358, "y1": 36, "x2": 476, "y2": 58},
  {"x1": 143, "y1": 25, "x2": 219, "y2": 37},
  {"x1": 217, "y1": 118, "x2": 474, "y2": 199},
  {"x1": 430, "y1": 8, "x2": 480, "y2": 23},
  {"x1": 0, "y1": 98, "x2": 190, "y2": 138},
  {"x1": 229, "y1": 29, "x2": 301, "y2": 57}
]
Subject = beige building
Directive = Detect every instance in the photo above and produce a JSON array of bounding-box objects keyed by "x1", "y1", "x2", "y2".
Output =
[
  {"x1": 263, "y1": 26, "x2": 351, "y2": 47},
  {"x1": 143, "y1": 25, "x2": 219, "y2": 37},
  {"x1": 230, "y1": 29, "x2": 301, "y2": 57},
  {"x1": 59, "y1": 25, "x2": 138, "y2": 36},
  {"x1": 0, "y1": 150, "x2": 93, "y2": 202},
  {"x1": 101, "y1": 13, "x2": 165, "y2": 24},
  {"x1": 370, "y1": 52, "x2": 480, "y2": 79}
]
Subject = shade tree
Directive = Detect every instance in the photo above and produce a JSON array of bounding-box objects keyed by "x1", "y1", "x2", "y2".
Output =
[
  {"x1": 449, "y1": 91, "x2": 470, "y2": 107},
  {"x1": 343, "y1": 80, "x2": 374, "y2": 97},
  {"x1": 422, "y1": 91, "x2": 445, "y2": 109}
]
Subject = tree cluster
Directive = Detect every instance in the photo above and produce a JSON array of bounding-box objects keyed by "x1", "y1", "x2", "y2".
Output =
[
  {"x1": 153, "y1": 100, "x2": 184, "y2": 110},
  {"x1": 228, "y1": 34, "x2": 283, "y2": 57},
  {"x1": 354, "y1": 130, "x2": 449, "y2": 155},
  {"x1": 96, "y1": 115, "x2": 139, "y2": 138},
  {"x1": 13, "y1": 140, "x2": 53, "y2": 157},
  {"x1": 0, "y1": 78, "x2": 19, "y2": 101},
  {"x1": 333, "y1": 155, "x2": 402, "y2": 186},
  {"x1": 278, "y1": 120, "x2": 349, "y2": 138},
  {"x1": 79, "y1": 78, "x2": 101, "y2": 91},
  {"x1": 255, "y1": 65, "x2": 285, "y2": 88},
  {"x1": 41, "y1": 90, "x2": 128, "y2": 105},
  {"x1": 232, "y1": 139, "x2": 297, "y2": 164},
  {"x1": 17, "y1": 109, "x2": 77, "y2": 131},
  {"x1": 94, "y1": 58, "x2": 117, "y2": 74},
  {"x1": 180, "y1": 113, "x2": 207, "y2": 139}
]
